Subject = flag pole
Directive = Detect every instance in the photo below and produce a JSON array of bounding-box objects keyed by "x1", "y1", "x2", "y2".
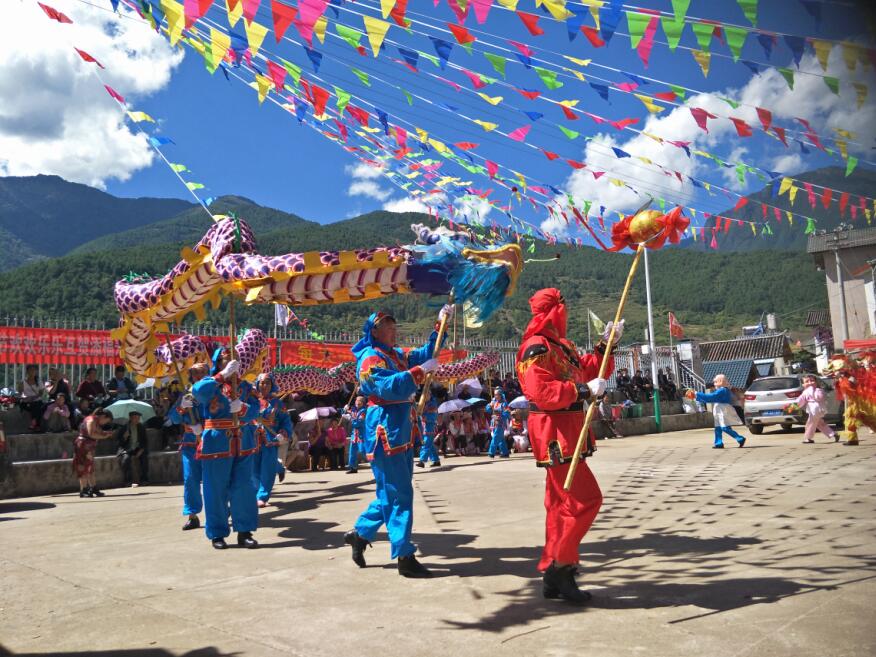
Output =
[
  {"x1": 587, "y1": 307, "x2": 592, "y2": 351},
  {"x1": 644, "y1": 248, "x2": 661, "y2": 433}
]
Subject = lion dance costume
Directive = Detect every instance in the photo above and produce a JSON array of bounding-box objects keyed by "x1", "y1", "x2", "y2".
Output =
[
  {"x1": 826, "y1": 354, "x2": 876, "y2": 446},
  {"x1": 516, "y1": 288, "x2": 614, "y2": 603}
]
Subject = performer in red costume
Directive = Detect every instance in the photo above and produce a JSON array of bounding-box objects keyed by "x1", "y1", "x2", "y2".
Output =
[{"x1": 516, "y1": 288, "x2": 623, "y2": 604}]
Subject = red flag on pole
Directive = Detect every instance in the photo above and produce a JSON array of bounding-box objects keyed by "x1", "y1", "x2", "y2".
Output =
[{"x1": 669, "y1": 312, "x2": 684, "y2": 338}]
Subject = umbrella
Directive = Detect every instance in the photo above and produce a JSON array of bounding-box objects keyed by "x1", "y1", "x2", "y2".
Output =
[
  {"x1": 508, "y1": 395, "x2": 530, "y2": 409},
  {"x1": 298, "y1": 406, "x2": 339, "y2": 422},
  {"x1": 105, "y1": 399, "x2": 155, "y2": 423},
  {"x1": 456, "y1": 377, "x2": 483, "y2": 397},
  {"x1": 438, "y1": 399, "x2": 469, "y2": 414},
  {"x1": 465, "y1": 397, "x2": 488, "y2": 408}
]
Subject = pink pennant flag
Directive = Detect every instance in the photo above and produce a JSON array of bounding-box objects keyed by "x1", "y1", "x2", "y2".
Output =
[
  {"x1": 615, "y1": 82, "x2": 639, "y2": 92},
  {"x1": 242, "y1": 0, "x2": 261, "y2": 23},
  {"x1": 690, "y1": 107, "x2": 717, "y2": 132},
  {"x1": 730, "y1": 117, "x2": 753, "y2": 137},
  {"x1": 804, "y1": 183, "x2": 815, "y2": 208},
  {"x1": 591, "y1": 170, "x2": 605, "y2": 180},
  {"x1": 636, "y1": 16, "x2": 660, "y2": 67},
  {"x1": 508, "y1": 40, "x2": 533, "y2": 57},
  {"x1": 839, "y1": 191, "x2": 850, "y2": 216},
  {"x1": 447, "y1": 0, "x2": 470, "y2": 24},
  {"x1": 507, "y1": 124, "x2": 531, "y2": 142},
  {"x1": 74, "y1": 48, "x2": 104, "y2": 68},
  {"x1": 710, "y1": 233, "x2": 718, "y2": 249},
  {"x1": 460, "y1": 69, "x2": 487, "y2": 89},
  {"x1": 820, "y1": 188, "x2": 833, "y2": 209},
  {"x1": 104, "y1": 85, "x2": 125, "y2": 104},
  {"x1": 38, "y1": 2, "x2": 73, "y2": 23},
  {"x1": 266, "y1": 60, "x2": 287, "y2": 90},
  {"x1": 773, "y1": 207, "x2": 782, "y2": 222},
  {"x1": 486, "y1": 160, "x2": 498, "y2": 178},
  {"x1": 471, "y1": 0, "x2": 492, "y2": 24},
  {"x1": 295, "y1": 0, "x2": 328, "y2": 45}
]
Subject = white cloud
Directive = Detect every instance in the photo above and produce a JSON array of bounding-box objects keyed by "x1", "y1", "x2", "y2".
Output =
[
  {"x1": 383, "y1": 196, "x2": 431, "y2": 213},
  {"x1": 0, "y1": 0, "x2": 184, "y2": 187},
  {"x1": 344, "y1": 162, "x2": 383, "y2": 180},
  {"x1": 563, "y1": 48, "x2": 876, "y2": 213},
  {"x1": 345, "y1": 160, "x2": 393, "y2": 200}
]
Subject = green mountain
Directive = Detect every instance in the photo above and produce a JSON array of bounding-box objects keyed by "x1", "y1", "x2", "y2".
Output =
[{"x1": 0, "y1": 175, "x2": 194, "y2": 269}]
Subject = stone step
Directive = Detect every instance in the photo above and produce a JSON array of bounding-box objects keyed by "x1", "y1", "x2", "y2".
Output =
[
  {"x1": 5, "y1": 429, "x2": 167, "y2": 463},
  {"x1": 0, "y1": 451, "x2": 182, "y2": 499},
  {"x1": 592, "y1": 411, "x2": 714, "y2": 439}
]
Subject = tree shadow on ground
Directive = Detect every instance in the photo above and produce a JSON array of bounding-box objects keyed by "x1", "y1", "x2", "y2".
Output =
[{"x1": 0, "y1": 500, "x2": 55, "y2": 522}]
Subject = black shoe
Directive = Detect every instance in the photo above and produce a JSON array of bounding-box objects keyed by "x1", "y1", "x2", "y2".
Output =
[
  {"x1": 416, "y1": 461, "x2": 425, "y2": 468},
  {"x1": 91, "y1": 488, "x2": 105, "y2": 497},
  {"x1": 542, "y1": 564, "x2": 592, "y2": 604},
  {"x1": 346, "y1": 468, "x2": 358, "y2": 474},
  {"x1": 237, "y1": 532, "x2": 259, "y2": 549},
  {"x1": 344, "y1": 530, "x2": 371, "y2": 568},
  {"x1": 712, "y1": 444, "x2": 724, "y2": 449},
  {"x1": 277, "y1": 464, "x2": 286, "y2": 483},
  {"x1": 212, "y1": 538, "x2": 228, "y2": 550},
  {"x1": 501, "y1": 454, "x2": 510, "y2": 459},
  {"x1": 79, "y1": 489, "x2": 91, "y2": 498},
  {"x1": 398, "y1": 554, "x2": 433, "y2": 578},
  {"x1": 737, "y1": 437, "x2": 746, "y2": 448},
  {"x1": 431, "y1": 460, "x2": 441, "y2": 467},
  {"x1": 182, "y1": 516, "x2": 200, "y2": 531}
]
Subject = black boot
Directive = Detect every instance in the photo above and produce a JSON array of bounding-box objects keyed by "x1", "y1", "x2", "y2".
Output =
[
  {"x1": 277, "y1": 462, "x2": 286, "y2": 483},
  {"x1": 79, "y1": 488, "x2": 91, "y2": 498},
  {"x1": 542, "y1": 563, "x2": 592, "y2": 604},
  {"x1": 182, "y1": 515, "x2": 200, "y2": 531},
  {"x1": 237, "y1": 531, "x2": 259, "y2": 549},
  {"x1": 346, "y1": 468, "x2": 358, "y2": 474},
  {"x1": 212, "y1": 537, "x2": 228, "y2": 550},
  {"x1": 398, "y1": 554, "x2": 432, "y2": 578},
  {"x1": 415, "y1": 461, "x2": 425, "y2": 468},
  {"x1": 344, "y1": 530, "x2": 371, "y2": 568},
  {"x1": 431, "y1": 459, "x2": 441, "y2": 467},
  {"x1": 91, "y1": 487, "x2": 105, "y2": 497}
]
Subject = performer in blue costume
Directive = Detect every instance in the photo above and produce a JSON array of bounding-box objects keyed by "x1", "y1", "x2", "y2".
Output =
[
  {"x1": 691, "y1": 374, "x2": 747, "y2": 449},
  {"x1": 343, "y1": 307, "x2": 452, "y2": 578},
  {"x1": 252, "y1": 373, "x2": 293, "y2": 507},
  {"x1": 486, "y1": 388, "x2": 511, "y2": 458},
  {"x1": 192, "y1": 349, "x2": 260, "y2": 550},
  {"x1": 344, "y1": 395, "x2": 366, "y2": 474},
  {"x1": 416, "y1": 396, "x2": 441, "y2": 468},
  {"x1": 167, "y1": 362, "x2": 208, "y2": 531}
]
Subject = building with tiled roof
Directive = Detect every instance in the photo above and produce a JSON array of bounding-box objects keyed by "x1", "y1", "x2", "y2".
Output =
[{"x1": 700, "y1": 333, "x2": 792, "y2": 379}]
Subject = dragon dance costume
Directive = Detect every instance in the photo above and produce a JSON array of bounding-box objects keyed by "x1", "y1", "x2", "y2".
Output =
[
  {"x1": 253, "y1": 373, "x2": 294, "y2": 504},
  {"x1": 345, "y1": 403, "x2": 367, "y2": 473},
  {"x1": 516, "y1": 288, "x2": 614, "y2": 603},
  {"x1": 417, "y1": 397, "x2": 441, "y2": 466},
  {"x1": 486, "y1": 391, "x2": 511, "y2": 458},
  {"x1": 168, "y1": 390, "x2": 204, "y2": 529}
]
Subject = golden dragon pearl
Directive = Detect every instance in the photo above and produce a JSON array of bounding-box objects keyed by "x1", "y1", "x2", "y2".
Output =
[{"x1": 627, "y1": 210, "x2": 665, "y2": 245}]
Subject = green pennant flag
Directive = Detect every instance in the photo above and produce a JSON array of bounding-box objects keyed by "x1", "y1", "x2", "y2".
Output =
[
  {"x1": 736, "y1": 163, "x2": 746, "y2": 185},
  {"x1": 588, "y1": 309, "x2": 605, "y2": 334},
  {"x1": 479, "y1": 74, "x2": 497, "y2": 85},
  {"x1": 335, "y1": 24, "x2": 362, "y2": 49},
  {"x1": 661, "y1": 17, "x2": 685, "y2": 51},
  {"x1": 281, "y1": 60, "x2": 302, "y2": 86},
  {"x1": 804, "y1": 217, "x2": 816, "y2": 234},
  {"x1": 845, "y1": 155, "x2": 859, "y2": 176},
  {"x1": 736, "y1": 0, "x2": 758, "y2": 26},
  {"x1": 657, "y1": 197, "x2": 666, "y2": 211},
  {"x1": 723, "y1": 25, "x2": 747, "y2": 61},
  {"x1": 420, "y1": 51, "x2": 440, "y2": 67},
  {"x1": 461, "y1": 41, "x2": 474, "y2": 55},
  {"x1": 721, "y1": 97, "x2": 740, "y2": 109},
  {"x1": 671, "y1": 0, "x2": 690, "y2": 23},
  {"x1": 400, "y1": 87, "x2": 413, "y2": 105},
  {"x1": 626, "y1": 11, "x2": 651, "y2": 49},
  {"x1": 558, "y1": 125, "x2": 580, "y2": 139},
  {"x1": 581, "y1": 200, "x2": 592, "y2": 216},
  {"x1": 169, "y1": 163, "x2": 189, "y2": 173},
  {"x1": 691, "y1": 22, "x2": 714, "y2": 51},
  {"x1": 350, "y1": 67, "x2": 371, "y2": 86},
  {"x1": 669, "y1": 84, "x2": 687, "y2": 99},
  {"x1": 484, "y1": 52, "x2": 507, "y2": 77},
  {"x1": 778, "y1": 67, "x2": 794, "y2": 90},
  {"x1": 334, "y1": 87, "x2": 351, "y2": 113},
  {"x1": 824, "y1": 76, "x2": 840, "y2": 95},
  {"x1": 534, "y1": 66, "x2": 563, "y2": 90}
]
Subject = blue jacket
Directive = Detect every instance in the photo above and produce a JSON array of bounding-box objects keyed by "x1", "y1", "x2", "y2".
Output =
[
  {"x1": 347, "y1": 406, "x2": 367, "y2": 444},
  {"x1": 256, "y1": 397, "x2": 294, "y2": 448},
  {"x1": 192, "y1": 376, "x2": 260, "y2": 459},
  {"x1": 167, "y1": 396, "x2": 201, "y2": 449},
  {"x1": 422, "y1": 399, "x2": 439, "y2": 436},
  {"x1": 695, "y1": 387, "x2": 733, "y2": 405},
  {"x1": 354, "y1": 332, "x2": 438, "y2": 459},
  {"x1": 487, "y1": 400, "x2": 510, "y2": 432}
]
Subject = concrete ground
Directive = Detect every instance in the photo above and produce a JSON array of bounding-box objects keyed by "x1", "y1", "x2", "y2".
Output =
[{"x1": 1, "y1": 426, "x2": 874, "y2": 657}]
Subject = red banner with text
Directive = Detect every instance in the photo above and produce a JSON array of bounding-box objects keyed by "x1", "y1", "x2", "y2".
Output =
[
  {"x1": 0, "y1": 327, "x2": 122, "y2": 365},
  {"x1": 279, "y1": 341, "x2": 466, "y2": 368}
]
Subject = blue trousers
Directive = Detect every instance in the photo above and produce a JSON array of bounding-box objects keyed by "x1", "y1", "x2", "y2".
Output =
[
  {"x1": 201, "y1": 454, "x2": 258, "y2": 540},
  {"x1": 252, "y1": 445, "x2": 278, "y2": 503},
  {"x1": 348, "y1": 441, "x2": 361, "y2": 470},
  {"x1": 488, "y1": 428, "x2": 509, "y2": 457},
  {"x1": 180, "y1": 446, "x2": 203, "y2": 516},
  {"x1": 354, "y1": 445, "x2": 416, "y2": 559},
  {"x1": 419, "y1": 432, "x2": 439, "y2": 464},
  {"x1": 714, "y1": 426, "x2": 744, "y2": 446}
]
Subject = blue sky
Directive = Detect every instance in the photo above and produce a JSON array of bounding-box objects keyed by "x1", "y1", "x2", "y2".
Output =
[{"x1": 5, "y1": 0, "x2": 874, "y2": 236}]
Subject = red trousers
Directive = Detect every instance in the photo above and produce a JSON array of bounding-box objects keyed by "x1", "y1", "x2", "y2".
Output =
[{"x1": 539, "y1": 460, "x2": 602, "y2": 571}]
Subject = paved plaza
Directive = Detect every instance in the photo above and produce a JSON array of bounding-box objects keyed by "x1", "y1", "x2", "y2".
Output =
[{"x1": 1, "y1": 427, "x2": 874, "y2": 657}]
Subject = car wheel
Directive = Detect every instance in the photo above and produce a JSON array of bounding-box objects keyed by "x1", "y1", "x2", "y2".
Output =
[
  {"x1": 781, "y1": 422, "x2": 793, "y2": 432},
  {"x1": 749, "y1": 424, "x2": 763, "y2": 435}
]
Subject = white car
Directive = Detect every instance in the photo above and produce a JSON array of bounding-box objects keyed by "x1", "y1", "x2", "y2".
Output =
[{"x1": 743, "y1": 375, "x2": 843, "y2": 435}]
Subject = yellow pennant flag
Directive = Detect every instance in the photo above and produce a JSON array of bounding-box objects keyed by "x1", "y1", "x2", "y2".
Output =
[
  {"x1": 428, "y1": 138, "x2": 448, "y2": 153},
  {"x1": 360, "y1": 126, "x2": 381, "y2": 133},
  {"x1": 314, "y1": 15, "x2": 328, "y2": 44},
  {"x1": 363, "y1": 16, "x2": 391, "y2": 57},
  {"x1": 208, "y1": 28, "x2": 230, "y2": 73},
  {"x1": 692, "y1": 49, "x2": 711, "y2": 77},
  {"x1": 634, "y1": 93, "x2": 665, "y2": 114},
  {"x1": 473, "y1": 119, "x2": 498, "y2": 131},
  {"x1": 779, "y1": 177, "x2": 793, "y2": 196},
  {"x1": 834, "y1": 128, "x2": 855, "y2": 139},
  {"x1": 563, "y1": 67, "x2": 587, "y2": 82},
  {"x1": 126, "y1": 111, "x2": 155, "y2": 123},
  {"x1": 255, "y1": 74, "x2": 272, "y2": 103},
  {"x1": 380, "y1": 0, "x2": 396, "y2": 18},
  {"x1": 789, "y1": 185, "x2": 799, "y2": 205},
  {"x1": 244, "y1": 20, "x2": 268, "y2": 56},
  {"x1": 583, "y1": 0, "x2": 604, "y2": 30},
  {"x1": 841, "y1": 43, "x2": 858, "y2": 71},
  {"x1": 497, "y1": 0, "x2": 519, "y2": 9},
  {"x1": 224, "y1": 0, "x2": 242, "y2": 27},
  {"x1": 160, "y1": 0, "x2": 184, "y2": 46},
  {"x1": 853, "y1": 82, "x2": 867, "y2": 109},
  {"x1": 558, "y1": 99, "x2": 580, "y2": 107},
  {"x1": 836, "y1": 139, "x2": 848, "y2": 160},
  {"x1": 542, "y1": 0, "x2": 572, "y2": 20},
  {"x1": 563, "y1": 55, "x2": 591, "y2": 67},
  {"x1": 643, "y1": 132, "x2": 664, "y2": 144},
  {"x1": 786, "y1": 211, "x2": 793, "y2": 225},
  {"x1": 609, "y1": 178, "x2": 625, "y2": 187},
  {"x1": 477, "y1": 93, "x2": 504, "y2": 105},
  {"x1": 415, "y1": 127, "x2": 428, "y2": 142},
  {"x1": 811, "y1": 39, "x2": 832, "y2": 72},
  {"x1": 514, "y1": 171, "x2": 526, "y2": 190}
]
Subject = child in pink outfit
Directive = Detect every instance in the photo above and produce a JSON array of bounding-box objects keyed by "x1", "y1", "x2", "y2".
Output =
[{"x1": 795, "y1": 375, "x2": 838, "y2": 444}]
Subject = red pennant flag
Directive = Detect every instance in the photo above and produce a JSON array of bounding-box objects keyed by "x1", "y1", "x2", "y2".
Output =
[
  {"x1": 301, "y1": 79, "x2": 329, "y2": 115},
  {"x1": 804, "y1": 182, "x2": 815, "y2": 208},
  {"x1": 690, "y1": 107, "x2": 717, "y2": 132},
  {"x1": 461, "y1": 69, "x2": 487, "y2": 89},
  {"x1": 266, "y1": 60, "x2": 287, "y2": 90},
  {"x1": 732, "y1": 197, "x2": 749, "y2": 212},
  {"x1": 486, "y1": 160, "x2": 498, "y2": 178},
  {"x1": 104, "y1": 85, "x2": 125, "y2": 104},
  {"x1": 723, "y1": 217, "x2": 732, "y2": 233},
  {"x1": 761, "y1": 203, "x2": 768, "y2": 219},
  {"x1": 74, "y1": 48, "x2": 104, "y2": 68},
  {"x1": 389, "y1": 0, "x2": 409, "y2": 26},
  {"x1": 454, "y1": 142, "x2": 478, "y2": 150},
  {"x1": 610, "y1": 117, "x2": 639, "y2": 130},
  {"x1": 820, "y1": 188, "x2": 833, "y2": 209},
  {"x1": 38, "y1": 2, "x2": 73, "y2": 23},
  {"x1": 773, "y1": 126, "x2": 788, "y2": 146},
  {"x1": 668, "y1": 312, "x2": 684, "y2": 338},
  {"x1": 580, "y1": 25, "x2": 605, "y2": 47},
  {"x1": 271, "y1": 0, "x2": 297, "y2": 41},
  {"x1": 448, "y1": 23, "x2": 476, "y2": 44},
  {"x1": 591, "y1": 170, "x2": 605, "y2": 180},
  {"x1": 515, "y1": 88, "x2": 541, "y2": 100},
  {"x1": 730, "y1": 117, "x2": 753, "y2": 137},
  {"x1": 561, "y1": 105, "x2": 579, "y2": 120},
  {"x1": 654, "y1": 91, "x2": 677, "y2": 102},
  {"x1": 242, "y1": 0, "x2": 261, "y2": 23},
  {"x1": 756, "y1": 107, "x2": 772, "y2": 131},
  {"x1": 566, "y1": 159, "x2": 586, "y2": 169},
  {"x1": 345, "y1": 105, "x2": 370, "y2": 126},
  {"x1": 773, "y1": 207, "x2": 782, "y2": 222},
  {"x1": 184, "y1": 0, "x2": 214, "y2": 28},
  {"x1": 541, "y1": 149, "x2": 559, "y2": 160},
  {"x1": 714, "y1": 216, "x2": 722, "y2": 231},
  {"x1": 839, "y1": 191, "x2": 850, "y2": 216},
  {"x1": 516, "y1": 11, "x2": 544, "y2": 36}
]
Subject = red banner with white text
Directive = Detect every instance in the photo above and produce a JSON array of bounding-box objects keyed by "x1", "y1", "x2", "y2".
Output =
[
  {"x1": 279, "y1": 341, "x2": 466, "y2": 368},
  {"x1": 0, "y1": 327, "x2": 122, "y2": 365}
]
